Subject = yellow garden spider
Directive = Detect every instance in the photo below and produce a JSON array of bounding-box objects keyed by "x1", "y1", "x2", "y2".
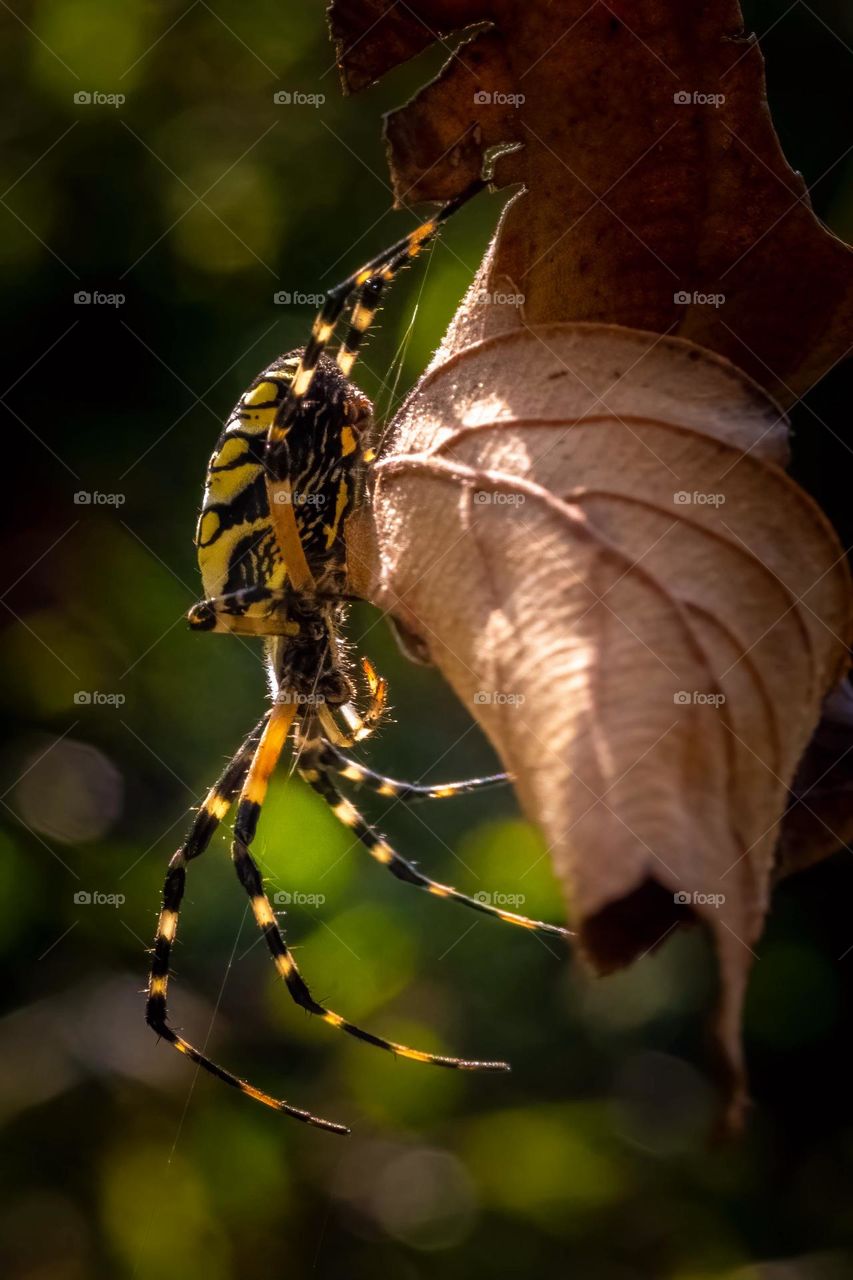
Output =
[{"x1": 146, "y1": 177, "x2": 570, "y2": 1133}]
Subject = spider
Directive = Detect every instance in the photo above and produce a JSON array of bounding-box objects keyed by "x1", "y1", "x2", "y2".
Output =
[{"x1": 146, "y1": 177, "x2": 571, "y2": 1133}]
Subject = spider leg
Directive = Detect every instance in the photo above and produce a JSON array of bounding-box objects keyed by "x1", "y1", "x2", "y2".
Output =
[
  {"x1": 232, "y1": 702, "x2": 509, "y2": 1072},
  {"x1": 265, "y1": 178, "x2": 488, "y2": 480},
  {"x1": 329, "y1": 656, "x2": 388, "y2": 745},
  {"x1": 334, "y1": 272, "x2": 388, "y2": 379},
  {"x1": 313, "y1": 657, "x2": 388, "y2": 748},
  {"x1": 187, "y1": 586, "x2": 299, "y2": 635},
  {"x1": 145, "y1": 713, "x2": 349, "y2": 1133},
  {"x1": 317, "y1": 739, "x2": 510, "y2": 803},
  {"x1": 332, "y1": 214, "x2": 460, "y2": 380},
  {"x1": 297, "y1": 747, "x2": 573, "y2": 940}
]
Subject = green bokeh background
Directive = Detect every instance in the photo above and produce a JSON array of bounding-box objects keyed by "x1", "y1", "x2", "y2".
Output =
[{"x1": 2, "y1": 2, "x2": 853, "y2": 1277}]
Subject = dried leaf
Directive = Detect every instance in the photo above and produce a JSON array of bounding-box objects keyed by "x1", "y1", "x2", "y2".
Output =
[
  {"x1": 363, "y1": 325, "x2": 852, "y2": 1126},
  {"x1": 332, "y1": 0, "x2": 853, "y2": 404},
  {"x1": 328, "y1": 0, "x2": 853, "y2": 1126}
]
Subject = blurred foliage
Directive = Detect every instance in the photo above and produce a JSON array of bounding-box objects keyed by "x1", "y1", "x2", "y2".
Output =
[{"x1": 1, "y1": 1, "x2": 853, "y2": 1277}]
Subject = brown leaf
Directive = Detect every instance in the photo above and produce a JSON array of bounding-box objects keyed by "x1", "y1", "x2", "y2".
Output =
[
  {"x1": 329, "y1": 1, "x2": 486, "y2": 95},
  {"x1": 328, "y1": 0, "x2": 853, "y2": 1127},
  {"x1": 363, "y1": 325, "x2": 852, "y2": 1127},
  {"x1": 331, "y1": 0, "x2": 853, "y2": 405}
]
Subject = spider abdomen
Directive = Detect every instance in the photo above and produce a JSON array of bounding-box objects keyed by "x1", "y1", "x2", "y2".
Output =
[{"x1": 195, "y1": 352, "x2": 372, "y2": 630}]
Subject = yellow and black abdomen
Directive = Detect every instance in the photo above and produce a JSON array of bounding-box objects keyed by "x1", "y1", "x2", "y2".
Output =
[
  {"x1": 196, "y1": 352, "x2": 372, "y2": 612},
  {"x1": 196, "y1": 372, "x2": 287, "y2": 604}
]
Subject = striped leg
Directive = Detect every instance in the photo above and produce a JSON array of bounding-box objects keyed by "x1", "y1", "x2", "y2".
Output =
[
  {"x1": 317, "y1": 657, "x2": 388, "y2": 748},
  {"x1": 265, "y1": 178, "x2": 488, "y2": 479},
  {"x1": 335, "y1": 273, "x2": 388, "y2": 379},
  {"x1": 187, "y1": 587, "x2": 298, "y2": 635},
  {"x1": 318, "y1": 739, "x2": 510, "y2": 803},
  {"x1": 298, "y1": 752, "x2": 573, "y2": 940},
  {"x1": 232, "y1": 702, "x2": 509, "y2": 1073},
  {"x1": 146, "y1": 715, "x2": 348, "y2": 1133}
]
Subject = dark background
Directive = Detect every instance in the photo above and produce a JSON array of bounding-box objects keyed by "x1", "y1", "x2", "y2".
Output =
[{"x1": 1, "y1": 2, "x2": 853, "y2": 1277}]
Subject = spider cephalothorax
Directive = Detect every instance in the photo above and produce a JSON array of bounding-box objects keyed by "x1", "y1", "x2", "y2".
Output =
[
  {"x1": 266, "y1": 598, "x2": 354, "y2": 709},
  {"x1": 146, "y1": 178, "x2": 571, "y2": 1134}
]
